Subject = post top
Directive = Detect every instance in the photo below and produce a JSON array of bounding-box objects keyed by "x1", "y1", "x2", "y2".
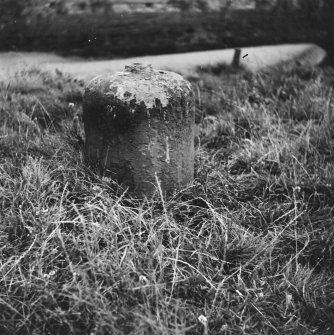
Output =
[
  {"x1": 87, "y1": 62, "x2": 192, "y2": 109},
  {"x1": 124, "y1": 63, "x2": 153, "y2": 74}
]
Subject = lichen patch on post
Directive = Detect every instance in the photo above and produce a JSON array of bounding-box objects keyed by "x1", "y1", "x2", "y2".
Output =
[{"x1": 89, "y1": 63, "x2": 192, "y2": 111}]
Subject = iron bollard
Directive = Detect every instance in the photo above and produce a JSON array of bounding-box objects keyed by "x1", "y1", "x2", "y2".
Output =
[
  {"x1": 83, "y1": 63, "x2": 195, "y2": 197},
  {"x1": 232, "y1": 48, "x2": 241, "y2": 68}
]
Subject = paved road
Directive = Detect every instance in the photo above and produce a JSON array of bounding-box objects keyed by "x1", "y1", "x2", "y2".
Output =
[{"x1": 0, "y1": 44, "x2": 326, "y2": 81}]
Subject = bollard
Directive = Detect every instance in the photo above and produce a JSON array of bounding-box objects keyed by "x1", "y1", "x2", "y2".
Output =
[
  {"x1": 83, "y1": 63, "x2": 195, "y2": 197},
  {"x1": 232, "y1": 48, "x2": 241, "y2": 68}
]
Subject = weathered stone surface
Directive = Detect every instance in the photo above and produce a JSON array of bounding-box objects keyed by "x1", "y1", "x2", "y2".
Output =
[{"x1": 83, "y1": 62, "x2": 194, "y2": 197}]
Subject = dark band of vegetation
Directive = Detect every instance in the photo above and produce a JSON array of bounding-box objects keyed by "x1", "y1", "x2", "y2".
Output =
[{"x1": 1, "y1": 2, "x2": 334, "y2": 61}]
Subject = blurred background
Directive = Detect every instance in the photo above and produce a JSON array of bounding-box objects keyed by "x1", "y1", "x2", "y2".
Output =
[{"x1": 0, "y1": 0, "x2": 333, "y2": 62}]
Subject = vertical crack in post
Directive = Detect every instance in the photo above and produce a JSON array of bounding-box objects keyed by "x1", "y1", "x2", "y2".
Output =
[{"x1": 165, "y1": 135, "x2": 170, "y2": 163}]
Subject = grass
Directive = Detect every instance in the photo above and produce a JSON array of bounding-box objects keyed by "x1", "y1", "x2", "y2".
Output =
[{"x1": 1, "y1": 63, "x2": 334, "y2": 335}]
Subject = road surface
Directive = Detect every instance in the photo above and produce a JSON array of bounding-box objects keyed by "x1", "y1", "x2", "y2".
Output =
[{"x1": 0, "y1": 44, "x2": 326, "y2": 81}]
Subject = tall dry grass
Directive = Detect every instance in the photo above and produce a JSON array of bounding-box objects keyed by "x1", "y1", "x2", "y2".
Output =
[{"x1": 1, "y1": 64, "x2": 334, "y2": 334}]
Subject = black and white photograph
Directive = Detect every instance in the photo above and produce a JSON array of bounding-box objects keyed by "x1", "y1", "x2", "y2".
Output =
[{"x1": 0, "y1": 1, "x2": 333, "y2": 334}]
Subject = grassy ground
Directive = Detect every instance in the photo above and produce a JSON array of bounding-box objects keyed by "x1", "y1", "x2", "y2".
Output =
[{"x1": 1, "y1": 63, "x2": 334, "y2": 335}]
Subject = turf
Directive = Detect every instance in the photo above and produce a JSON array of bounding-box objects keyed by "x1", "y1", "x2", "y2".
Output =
[{"x1": 1, "y1": 64, "x2": 334, "y2": 335}]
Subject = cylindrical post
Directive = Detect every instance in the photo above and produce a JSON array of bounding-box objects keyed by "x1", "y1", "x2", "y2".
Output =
[
  {"x1": 83, "y1": 63, "x2": 195, "y2": 197},
  {"x1": 232, "y1": 48, "x2": 242, "y2": 68}
]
